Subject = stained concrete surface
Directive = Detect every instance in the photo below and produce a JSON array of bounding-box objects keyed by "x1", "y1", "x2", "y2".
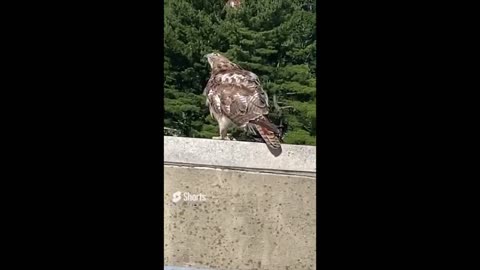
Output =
[{"x1": 164, "y1": 165, "x2": 316, "y2": 270}]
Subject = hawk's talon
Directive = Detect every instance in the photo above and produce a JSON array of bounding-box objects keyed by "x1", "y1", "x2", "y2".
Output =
[{"x1": 212, "y1": 135, "x2": 236, "y2": 141}]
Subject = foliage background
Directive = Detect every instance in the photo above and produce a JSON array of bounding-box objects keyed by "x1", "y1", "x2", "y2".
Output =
[{"x1": 164, "y1": 0, "x2": 316, "y2": 145}]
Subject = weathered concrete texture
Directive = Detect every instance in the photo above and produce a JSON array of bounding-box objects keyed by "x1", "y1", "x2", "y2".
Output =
[
  {"x1": 164, "y1": 165, "x2": 316, "y2": 270},
  {"x1": 164, "y1": 136, "x2": 316, "y2": 173},
  {"x1": 164, "y1": 267, "x2": 212, "y2": 270}
]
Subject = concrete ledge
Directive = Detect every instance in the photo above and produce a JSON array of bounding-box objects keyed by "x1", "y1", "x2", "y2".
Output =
[{"x1": 164, "y1": 136, "x2": 316, "y2": 173}]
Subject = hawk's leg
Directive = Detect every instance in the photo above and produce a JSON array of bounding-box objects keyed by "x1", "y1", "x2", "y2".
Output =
[
  {"x1": 211, "y1": 127, "x2": 229, "y2": 140},
  {"x1": 212, "y1": 117, "x2": 235, "y2": 140},
  {"x1": 220, "y1": 126, "x2": 229, "y2": 140}
]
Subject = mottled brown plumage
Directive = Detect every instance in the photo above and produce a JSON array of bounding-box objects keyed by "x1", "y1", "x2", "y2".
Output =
[{"x1": 203, "y1": 52, "x2": 281, "y2": 150}]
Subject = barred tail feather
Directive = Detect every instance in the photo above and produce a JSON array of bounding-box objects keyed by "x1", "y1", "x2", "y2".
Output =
[
  {"x1": 250, "y1": 115, "x2": 280, "y2": 135},
  {"x1": 254, "y1": 124, "x2": 282, "y2": 150}
]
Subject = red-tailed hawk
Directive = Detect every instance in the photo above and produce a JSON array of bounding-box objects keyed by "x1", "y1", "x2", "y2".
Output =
[
  {"x1": 203, "y1": 52, "x2": 282, "y2": 150},
  {"x1": 226, "y1": 0, "x2": 241, "y2": 9}
]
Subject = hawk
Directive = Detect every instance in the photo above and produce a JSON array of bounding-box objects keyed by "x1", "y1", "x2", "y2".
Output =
[
  {"x1": 203, "y1": 52, "x2": 282, "y2": 150},
  {"x1": 226, "y1": 0, "x2": 242, "y2": 9}
]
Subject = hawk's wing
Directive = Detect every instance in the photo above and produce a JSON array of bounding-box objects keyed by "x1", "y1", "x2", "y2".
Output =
[{"x1": 204, "y1": 69, "x2": 274, "y2": 128}]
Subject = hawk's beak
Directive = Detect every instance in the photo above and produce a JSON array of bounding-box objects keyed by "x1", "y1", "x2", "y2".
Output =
[{"x1": 204, "y1": 53, "x2": 212, "y2": 59}]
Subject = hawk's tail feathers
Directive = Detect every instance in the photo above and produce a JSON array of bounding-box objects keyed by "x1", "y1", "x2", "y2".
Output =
[
  {"x1": 250, "y1": 115, "x2": 280, "y2": 135},
  {"x1": 254, "y1": 124, "x2": 282, "y2": 150}
]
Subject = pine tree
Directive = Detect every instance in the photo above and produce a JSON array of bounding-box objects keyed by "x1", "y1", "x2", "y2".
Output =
[{"x1": 164, "y1": 0, "x2": 316, "y2": 145}]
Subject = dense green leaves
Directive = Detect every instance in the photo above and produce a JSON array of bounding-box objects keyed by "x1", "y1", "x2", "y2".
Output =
[{"x1": 164, "y1": 0, "x2": 316, "y2": 145}]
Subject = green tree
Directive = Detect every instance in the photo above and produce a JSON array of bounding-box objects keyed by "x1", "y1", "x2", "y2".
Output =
[{"x1": 164, "y1": 0, "x2": 316, "y2": 145}]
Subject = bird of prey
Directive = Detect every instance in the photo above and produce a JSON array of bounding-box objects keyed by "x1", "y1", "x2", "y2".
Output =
[
  {"x1": 225, "y1": 0, "x2": 242, "y2": 9},
  {"x1": 203, "y1": 52, "x2": 282, "y2": 150}
]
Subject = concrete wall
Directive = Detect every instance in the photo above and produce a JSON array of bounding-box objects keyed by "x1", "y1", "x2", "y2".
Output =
[{"x1": 164, "y1": 137, "x2": 316, "y2": 270}]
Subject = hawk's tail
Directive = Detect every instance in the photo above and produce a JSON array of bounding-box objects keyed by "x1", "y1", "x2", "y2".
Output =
[{"x1": 253, "y1": 123, "x2": 282, "y2": 150}]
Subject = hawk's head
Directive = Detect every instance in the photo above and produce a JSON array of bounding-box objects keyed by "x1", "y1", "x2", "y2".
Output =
[{"x1": 204, "y1": 52, "x2": 239, "y2": 72}]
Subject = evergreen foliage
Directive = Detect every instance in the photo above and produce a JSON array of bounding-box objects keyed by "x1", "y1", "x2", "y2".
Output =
[{"x1": 164, "y1": 0, "x2": 316, "y2": 145}]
